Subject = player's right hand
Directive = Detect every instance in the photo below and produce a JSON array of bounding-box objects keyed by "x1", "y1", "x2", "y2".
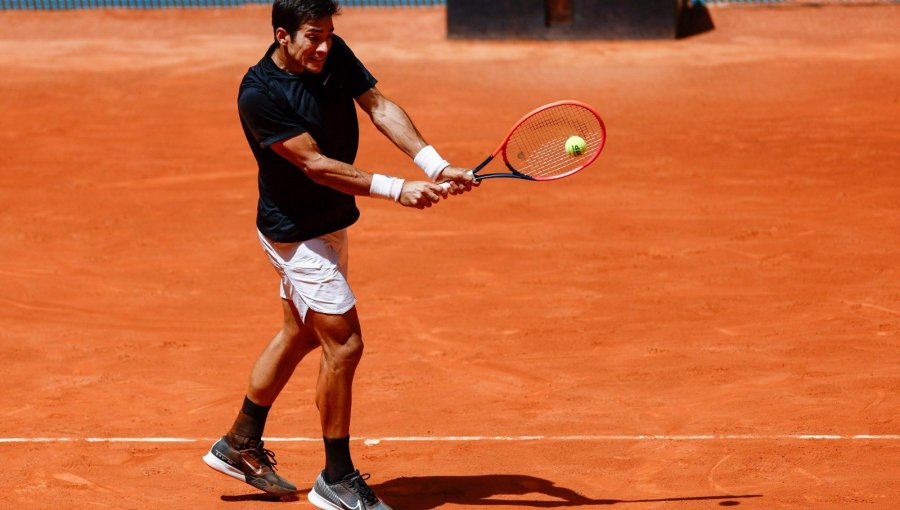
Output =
[
  {"x1": 399, "y1": 181, "x2": 447, "y2": 209},
  {"x1": 436, "y1": 166, "x2": 478, "y2": 195}
]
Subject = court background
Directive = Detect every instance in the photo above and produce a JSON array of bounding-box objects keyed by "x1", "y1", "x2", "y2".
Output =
[{"x1": 0, "y1": 2, "x2": 898, "y2": 509}]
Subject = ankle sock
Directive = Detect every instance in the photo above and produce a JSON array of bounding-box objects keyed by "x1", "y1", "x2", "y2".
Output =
[
  {"x1": 227, "y1": 395, "x2": 271, "y2": 448},
  {"x1": 323, "y1": 435, "x2": 354, "y2": 483}
]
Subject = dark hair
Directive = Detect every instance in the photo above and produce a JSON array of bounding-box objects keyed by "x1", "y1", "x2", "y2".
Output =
[{"x1": 272, "y1": 0, "x2": 340, "y2": 39}]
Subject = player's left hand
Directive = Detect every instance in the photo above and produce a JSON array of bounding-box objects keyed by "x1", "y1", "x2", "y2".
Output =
[{"x1": 437, "y1": 166, "x2": 479, "y2": 195}]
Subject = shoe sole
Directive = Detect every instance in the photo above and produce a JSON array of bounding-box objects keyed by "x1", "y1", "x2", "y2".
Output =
[
  {"x1": 307, "y1": 489, "x2": 345, "y2": 510},
  {"x1": 202, "y1": 451, "x2": 247, "y2": 482}
]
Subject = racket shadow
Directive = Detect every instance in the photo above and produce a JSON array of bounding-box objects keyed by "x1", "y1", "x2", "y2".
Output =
[{"x1": 373, "y1": 475, "x2": 762, "y2": 508}]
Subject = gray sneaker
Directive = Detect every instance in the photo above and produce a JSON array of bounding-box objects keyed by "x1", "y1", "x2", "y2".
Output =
[
  {"x1": 308, "y1": 470, "x2": 392, "y2": 510},
  {"x1": 202, "y1": 436, "x2": 298, "y2": 496}
]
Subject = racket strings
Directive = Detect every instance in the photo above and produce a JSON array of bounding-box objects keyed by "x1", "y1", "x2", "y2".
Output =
[
  {"x1": 513, "y1": 116, "x2": 601, "y2": 178},
  {"x1": 504, "y1": 104, "x2": 604, "y2": 179}
]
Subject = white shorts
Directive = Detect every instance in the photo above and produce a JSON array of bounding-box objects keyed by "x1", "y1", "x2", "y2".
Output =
[{"x1": 257, "y1": 229, "x2": 356, "y2": 322}]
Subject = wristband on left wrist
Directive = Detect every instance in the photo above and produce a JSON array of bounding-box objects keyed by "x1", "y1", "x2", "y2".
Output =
[{"x1": 414, "y1": 145, "x2": 450, "y2": 180}]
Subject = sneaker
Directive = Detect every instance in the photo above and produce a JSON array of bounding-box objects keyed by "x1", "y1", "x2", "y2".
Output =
[
  {"x1": 202, "y1": 435, "x2": 298, "y2": 496},
  {"x1": 308, "y1": 470, "x2": 392, "y2": 510}
]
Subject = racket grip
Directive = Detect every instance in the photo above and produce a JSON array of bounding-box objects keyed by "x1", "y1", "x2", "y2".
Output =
[{"x1": 438, "y1": 170, "x2": 475, "y2": 191}]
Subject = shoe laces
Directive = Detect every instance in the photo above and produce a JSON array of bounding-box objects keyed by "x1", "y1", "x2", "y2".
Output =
[
  {"x1": 347, "y1": 472, "x2": 378, "y2": 505},
  {"x1": 245, "y1": 441, "x2": 279, "y2": 471}
]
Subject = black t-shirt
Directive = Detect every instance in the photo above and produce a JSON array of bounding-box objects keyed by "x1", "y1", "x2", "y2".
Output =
[{"x1": 238, "y1": 36, "x2": 378, "y2": 242}]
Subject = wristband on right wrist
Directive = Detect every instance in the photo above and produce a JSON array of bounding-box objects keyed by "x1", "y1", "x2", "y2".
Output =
[{"x1": 370, "y1": 173, "x2": 404, "y2": 202}]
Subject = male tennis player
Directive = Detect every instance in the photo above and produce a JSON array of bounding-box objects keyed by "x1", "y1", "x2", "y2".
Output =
[{"x1": 201, "y1": 1, "x2": 474, "y2": 508}]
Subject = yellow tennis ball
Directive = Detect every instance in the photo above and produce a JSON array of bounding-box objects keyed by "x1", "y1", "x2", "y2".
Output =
[{"x1": 565, "y1": 135, "x2": 586, "y2": 156}]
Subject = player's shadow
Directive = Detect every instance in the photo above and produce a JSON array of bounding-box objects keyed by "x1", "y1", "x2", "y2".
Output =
[
  {"x1": 373, "y1": 475, "x2": 762, "y2": 509},
  {"x1": 220, "y1": 492, "x2": 302, "y2": 503}
]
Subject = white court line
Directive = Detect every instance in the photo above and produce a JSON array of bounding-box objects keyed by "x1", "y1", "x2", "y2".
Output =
[{"x1": 0, "y1": 435, "x2": 899, "y2": 444}]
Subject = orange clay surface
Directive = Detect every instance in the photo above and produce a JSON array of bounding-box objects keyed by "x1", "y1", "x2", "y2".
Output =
[{"x1": 1, "y1": 5, "x2": 899, "y2": 509}]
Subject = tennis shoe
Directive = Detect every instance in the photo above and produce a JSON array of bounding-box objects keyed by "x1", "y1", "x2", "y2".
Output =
[
  {"x1": 308, "y1": 470, "x2": 392, "y2": 510},
  {"x1": 202, "y1": 435, "x2": 297, "y2": 496}
]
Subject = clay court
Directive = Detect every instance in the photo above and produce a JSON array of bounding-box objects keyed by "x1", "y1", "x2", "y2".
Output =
[{"x1": 1, "y1": 2, "x2": 899, "y2": 509}]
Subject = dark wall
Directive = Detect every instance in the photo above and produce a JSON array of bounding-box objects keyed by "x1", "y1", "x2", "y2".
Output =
[
  {"x1": 447, "y1": 0, "x2": 711, "y2": 40},
  {"x1": 447, "y1": 0, "x2": 548, "y2": 39},
  {"x1": 570, "y1": 0, "x2": 682, "y2": 39}
]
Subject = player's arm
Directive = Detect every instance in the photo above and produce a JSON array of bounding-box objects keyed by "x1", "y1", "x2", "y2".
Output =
[
  {"x1": 355, "y1": 87, "x2": 476, "y2": 194},
  {"x1": 270, "y1": 133, "x2": 445, "y2": 209}
]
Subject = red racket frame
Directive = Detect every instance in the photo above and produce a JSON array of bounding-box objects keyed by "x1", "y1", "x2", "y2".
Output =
[{"x1": 475, "y1": 100, "x2": 606, "y2": 182}]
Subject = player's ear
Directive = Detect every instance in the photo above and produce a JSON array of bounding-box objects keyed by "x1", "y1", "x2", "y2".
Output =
[{"x1": 274, "y1": 27, "x2": 290, "y2": 46}]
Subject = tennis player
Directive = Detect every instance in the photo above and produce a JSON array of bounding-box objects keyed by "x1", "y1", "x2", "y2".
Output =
[{"x1": 201, "y1": 1, "x2": 474, "y2": 508}]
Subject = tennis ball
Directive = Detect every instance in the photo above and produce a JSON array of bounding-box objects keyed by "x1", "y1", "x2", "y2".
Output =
[{"x1": 565, "y1": 135, "x2": 586, "y2": 156}]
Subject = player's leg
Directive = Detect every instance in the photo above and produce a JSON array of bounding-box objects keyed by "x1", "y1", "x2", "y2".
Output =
[
  {"x1": 203, "y1": 298, "x2": 316, "y2": 495},
  {"x1": 305, "y1": 306, "x2": 392, "y2": 510},
  {"x1": 246, "y1": 297, "x2": 319, "y2": 407},
  {"x1": 308, "y1": 307, "x2": 362, "y2": 470},
  {"x1": 308, "y1": 307, "x2": 362, "y2": 438}
]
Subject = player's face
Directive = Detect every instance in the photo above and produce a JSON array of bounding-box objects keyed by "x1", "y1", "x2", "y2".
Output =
[{"x1": 287, "y1": 17, "x2": 334, "y2": 74}]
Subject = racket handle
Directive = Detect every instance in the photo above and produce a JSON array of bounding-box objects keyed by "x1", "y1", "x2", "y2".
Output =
[{"x1": 438, "y1": 170, "x2": 475, "y2": 191}]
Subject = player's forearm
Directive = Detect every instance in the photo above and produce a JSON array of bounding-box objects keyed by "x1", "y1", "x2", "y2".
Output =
[
  {"x1": 369, "y1": 99, "x2": 427, "y2": 158},
  {"x1": 301, "y1": 154, "x2": 375, "y2": 196},
  {"x1": 272, "y1": 135, "x2": 378, "y2": 196},
  {"x1": 371, "y1": 103, "x2": 456, "y2": 181},
  {"x1": 305, "y1": 156, "x2": 444, "y2": 206}
]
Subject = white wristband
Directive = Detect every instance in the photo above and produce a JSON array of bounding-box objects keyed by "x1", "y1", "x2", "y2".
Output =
[
  {"x1": 414, "y1": 145, "x2": 450, "y2": 181},
  {"x1": 370, "y1": 173, "x2": 404, "y2": 202}
]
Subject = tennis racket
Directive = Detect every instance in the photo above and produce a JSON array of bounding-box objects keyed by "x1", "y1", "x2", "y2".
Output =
[{"x1": 440, "y1": 100, "x2": 605, "y2": 190}]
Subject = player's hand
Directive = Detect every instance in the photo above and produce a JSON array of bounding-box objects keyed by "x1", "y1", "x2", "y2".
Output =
[
  {"x1": 436, "y1": 166, "x2": 478, "y2": 195},
  {"x1": 399, "y1": 181, "x2": 446, "y2": 209}
]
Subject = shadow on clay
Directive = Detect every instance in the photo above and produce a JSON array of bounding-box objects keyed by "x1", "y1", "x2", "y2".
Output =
[
  {"x1": 217, "y1": 474, "x2": 762, "y2": 507},
  {"x1": 219, "y1": 492, "x2": 301, "y2": 503},
  {"x1": 373, "y1": 474, "x2": 762, "y2": 508}
]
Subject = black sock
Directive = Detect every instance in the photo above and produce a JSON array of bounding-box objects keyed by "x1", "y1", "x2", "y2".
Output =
[
  {"x1": 323, "y1": 436, "x2": 354, "y2": 483},
  {"x1": 227, "y1": 396, "x2": 271, "y2": 448}
]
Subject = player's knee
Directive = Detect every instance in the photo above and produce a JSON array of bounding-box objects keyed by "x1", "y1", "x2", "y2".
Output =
[{"x1": 330, "y1": 335, "x2": 364, "y2": 368}]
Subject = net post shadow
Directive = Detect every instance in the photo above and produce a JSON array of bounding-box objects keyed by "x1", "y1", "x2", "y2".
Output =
[{"x1": 677, "y1": 0, "x2": 716, "y2": 38}]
